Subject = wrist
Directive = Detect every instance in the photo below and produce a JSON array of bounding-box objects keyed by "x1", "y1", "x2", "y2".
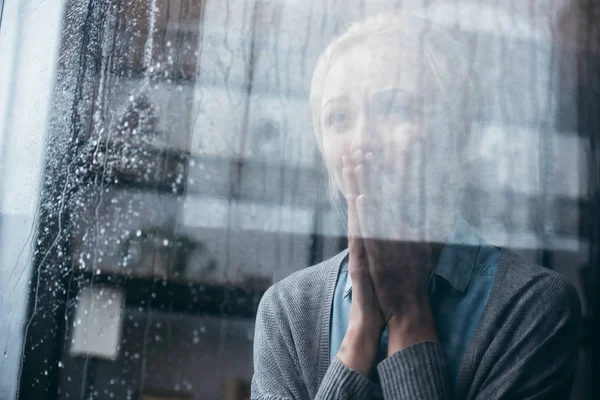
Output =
[
  {"x1": 337, "y1": 325, "x2": 381, "y2": 377},
  {"x1": 387, "y1": 308, "x2": 438, "y2": 356},
  {"x1": 345, "y1": 322, "x2": 381, "y2": 348}
]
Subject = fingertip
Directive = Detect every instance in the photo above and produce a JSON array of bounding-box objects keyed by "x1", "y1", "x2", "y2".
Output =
[
  {"x1": 354, "y1": 164, "x2": 364, "y2": 176},
  {"x1": 352, "y1": 149, "x2": 364, "y2": 164}
]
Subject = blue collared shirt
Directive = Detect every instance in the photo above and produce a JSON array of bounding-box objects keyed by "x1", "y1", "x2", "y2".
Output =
[{"x1": 329, "y1": 214, "x2": 501, "y2": 389}]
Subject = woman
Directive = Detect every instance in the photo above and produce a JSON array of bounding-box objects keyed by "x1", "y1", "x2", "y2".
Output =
[{"x1": 251, "y1": 12, "x2": 581, "y2": 400}]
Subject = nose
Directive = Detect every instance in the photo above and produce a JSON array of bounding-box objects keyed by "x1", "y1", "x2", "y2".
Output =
[{"x1": 350, "y1": 114, "x2": 378, "y2": 154}]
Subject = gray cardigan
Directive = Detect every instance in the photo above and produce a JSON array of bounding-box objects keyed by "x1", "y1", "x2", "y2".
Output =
[{"x1": 251, "y1": 248, "x2": 582, "y2": 399}]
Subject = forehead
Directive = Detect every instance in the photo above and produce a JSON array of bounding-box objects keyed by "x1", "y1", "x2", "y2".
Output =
[{"x1": 321, "y1": 41, "x2": 423, "y2": 107}]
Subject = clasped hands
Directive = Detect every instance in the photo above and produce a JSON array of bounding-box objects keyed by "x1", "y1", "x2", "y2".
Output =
[{"x1": 337, "y1": 149, "x2": 438, "y2": 377}]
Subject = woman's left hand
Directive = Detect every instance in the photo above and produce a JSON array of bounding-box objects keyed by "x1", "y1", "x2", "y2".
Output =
[{"x1": 345, "y1": 150, "x2": 438, "y2": 352}]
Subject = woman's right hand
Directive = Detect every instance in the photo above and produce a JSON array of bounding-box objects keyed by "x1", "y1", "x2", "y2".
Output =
[{"x1": 335, "y1": 157, "x2": 385, "y2": 378}]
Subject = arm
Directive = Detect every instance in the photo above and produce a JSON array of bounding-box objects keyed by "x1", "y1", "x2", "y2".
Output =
[
  {"x1": 375, "y1": 275, "x2": 582, "y2": 400},
  {"x1": 348, "y1": 151, "x2": 580, "y2": 399},
  {"x1": 251, "y1": 287, "x2": 381, "y2": 400},
  {"x1": 251, "y1": 287, "x2": 306, "y2": 400}
]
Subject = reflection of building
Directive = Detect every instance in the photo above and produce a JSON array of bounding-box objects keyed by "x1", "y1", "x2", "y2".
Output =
[{"x1": 0, "y1": 0, "x2": 597, "y2": 399}]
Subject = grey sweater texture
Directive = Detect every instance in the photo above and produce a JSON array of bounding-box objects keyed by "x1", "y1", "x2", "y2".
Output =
[{"x1": 251, "y1": 248, "x2": 582, "y2": 399}]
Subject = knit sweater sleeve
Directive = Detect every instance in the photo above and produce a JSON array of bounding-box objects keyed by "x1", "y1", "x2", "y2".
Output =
[
  {"x1": 376, "y1": 271, "x2": 582, "y2": 400},
  {"x1": 251, "y1": 285, "x2": 380, "y2": 400}
]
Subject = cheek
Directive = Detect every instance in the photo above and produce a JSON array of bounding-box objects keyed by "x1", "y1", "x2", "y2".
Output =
[{"x1": 381, "y1": 123, "x2": 424, "y2": 166}]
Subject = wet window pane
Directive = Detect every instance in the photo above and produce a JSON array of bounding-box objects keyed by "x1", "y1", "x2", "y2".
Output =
[{"x1": 0, "y1": 0, "x2": 598, "y2": 399}]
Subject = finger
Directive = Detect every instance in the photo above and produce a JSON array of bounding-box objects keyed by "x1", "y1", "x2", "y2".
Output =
[
  {"x1": 360, "y1": 154, "x2": 386, "y2": 239},
  {"x1": 356, "y1": 194, "x2": 373, "y2": 240},
  {"x1": 355, "y1": 164, "x2": 368, "y2": 198},
  {"x1": 373, "y1": 155, "x2": 385, "y2": 208},
  {"x1": 342, "y1": 154, "x2": 352, "y2": 169},
  {"x1": 347, "y1": 191, "x2": 367, "y2": 273},
  {"x1": 351, "y1": 149, "x2": 364, "y2": 166},
  {"x1": 347, "y1": 194, "x2": 360, "y2": 239},
  {"x1": 365, "y1": 151, "x2": 380, "y2": 181},
  {"x1": 343, "y1": 166, "x2": 359, "y2": 200},
  {"x1": 344, "y1": 165, "x2": 360, "y2": 237},
  {"x1": 357, "y1": 195, "x2": 383, "y2": 281},
  {"x1": 348, "y1": 196, "x2": 362, "y2": 243},
  {"x1": 364, "y1": 151, "x2": 375, "y2": 190}
]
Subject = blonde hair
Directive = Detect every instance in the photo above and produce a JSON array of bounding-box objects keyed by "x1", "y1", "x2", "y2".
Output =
[{"x1": 309, "y1": 12, "x2": 480, "y2": 226}]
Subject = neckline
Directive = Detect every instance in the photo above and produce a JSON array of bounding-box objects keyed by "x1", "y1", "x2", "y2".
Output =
[{"x1": 317, "y1": 248, "x2": 349, "y2": 385}]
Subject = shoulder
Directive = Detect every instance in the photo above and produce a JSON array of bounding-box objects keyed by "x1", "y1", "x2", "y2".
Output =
[
  {"x1": 492, "y1": 248, "x2": 582, "y2": 328},
  {"x1": 256, "y1": 249, "x2": 347, "y2": 325},
  {"x1": 499, "y1": 249, "x2": 580, "y2": 306}
]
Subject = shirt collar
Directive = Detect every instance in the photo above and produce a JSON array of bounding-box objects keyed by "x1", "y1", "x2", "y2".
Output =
[
  {"x1": 432, "y1": 214, "x2": 481, "y2": 292},
  {"x1": 343, "y1": 214, "x2": 481, "y2": 298}
]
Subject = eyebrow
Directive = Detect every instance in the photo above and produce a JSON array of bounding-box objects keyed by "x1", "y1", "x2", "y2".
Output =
[
  {"x1": 321, "y1": 95, "x2": 349, "y2": 112},
  {"x1": 322, "y1": 89, "x2": 416, "y2": 110},
  {"x1": 372, "y1": 88, "x2": 416, "y2": 103}
]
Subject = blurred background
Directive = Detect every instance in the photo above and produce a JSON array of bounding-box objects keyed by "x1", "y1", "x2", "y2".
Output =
[{"x1": 0, "y1": 0, "x2": 598, "y2": 399}]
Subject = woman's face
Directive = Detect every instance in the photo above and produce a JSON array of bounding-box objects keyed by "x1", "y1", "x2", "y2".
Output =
[{"x1": 319, "y1": 41, "x2": 458, "y2": 229}]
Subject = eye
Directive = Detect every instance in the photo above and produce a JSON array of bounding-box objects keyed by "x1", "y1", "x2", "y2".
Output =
[
  {"x1": 380, "y1": 99, "x2": 414, "y2": 119},
  {"x1": 326, "y1": 112, "x2": 349, "y2": 127},
  {"x1": 373, "y1": 91, "x2": 423, "y2": 122}
]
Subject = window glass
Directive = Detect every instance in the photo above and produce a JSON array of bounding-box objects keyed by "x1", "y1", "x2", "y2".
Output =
[{"x1": 0, "y1": 0, "x2": 598, "y2": 399}]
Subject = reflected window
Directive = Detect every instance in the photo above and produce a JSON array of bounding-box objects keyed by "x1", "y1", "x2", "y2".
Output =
[{"x1": 0, "y1": 1, "x2": 598, "y2": 399}]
